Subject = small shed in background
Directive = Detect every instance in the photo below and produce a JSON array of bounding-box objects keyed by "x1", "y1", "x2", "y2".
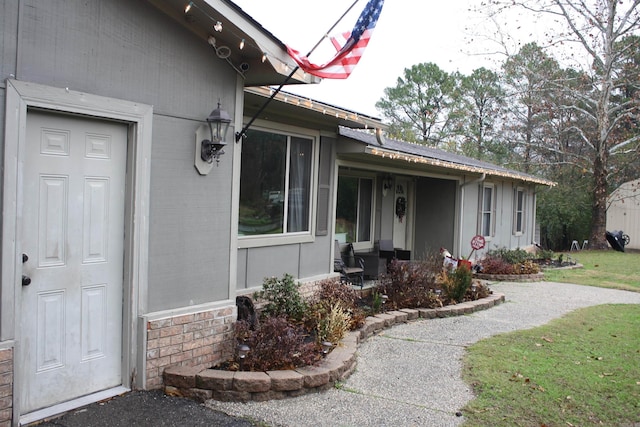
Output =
[{"x1": 607, "y1": 179, "x2": 640, "y2": 251}]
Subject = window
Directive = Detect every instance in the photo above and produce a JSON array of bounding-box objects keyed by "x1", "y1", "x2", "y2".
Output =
[
  {"x1": 513, "y1": 188, "x2": 525, "y2": 235},
  {"x1": 481, "y1": 184, "x2": 494, "y2": 238},
  {"x1": 239, "y1": 129, "x2": 313, "y2": 238},
  {"x1": 335, "y1": 175, "x2": 373, "y2": 245}
]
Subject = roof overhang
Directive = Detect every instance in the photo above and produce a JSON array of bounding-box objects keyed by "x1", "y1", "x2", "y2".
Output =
[
  {"x1": 147, "y1": 0, "x2": 320, "y2": 86},
  {"x1": 244, "y1": 87, "x2": 386, "y2": 131},
  {"x1": 336, "y1": 128, "x2": 556, "y2": 187},
  {"x1": 364, "y1": 146, "x2": 556, "y2": 186}
]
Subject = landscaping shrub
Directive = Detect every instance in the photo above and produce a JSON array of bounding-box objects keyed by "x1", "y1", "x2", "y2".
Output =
[
  {"x1": 478, "y1": 248, "x2": 540, "y2": 275},
  {"x1": 439, "y1": 264, "x2": 472, "y2": 304},
  {"x1": 315, "y1": 278, "x2": 359, "y2": 307},
  {"x1": 465, "y1": 281, "x2": 492, "y2": 300},
  {"x1": 370, "y1": 291, "x2": 384, "y2": 314},
  {"x1": 315, "y1": 302, "x2": 351, "y2": 345},
  {"x1": 254, "y1": 274, "x2": 307, "y2": 323},
  {"x1": 379, "y1": 259, "x2": 440, "y2": 309},
  {"x1": 477, "y1": 255, "x2": 514, "y2": 274},
  {"x1": 235, "y1": 316, "x2": 319, "y2": 371},
  {"x1": 518, "y1": 260, "x2": 541, "y2": 274},
  {"x1": 537, "y1": 248, "x2": 555, "y2": 260},
  {"x1": 487, "y1": 247, "x2": 531, "y2": 264},
  {"x1": 310, "y1": 279, "x2": 366, "y2": 330}
]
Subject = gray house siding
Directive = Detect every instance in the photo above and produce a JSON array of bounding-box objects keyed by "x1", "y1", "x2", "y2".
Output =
[
  {"x1": 7, "y1": 0, "x2": 237, "y2": 312},
  {"x1": 1, "y1": 0, "x2": 276, "y2": 421},
  {"x1": 457, "y1": 179, "x2": 538, "y2": 259},
  {"x1": 147, "y1": 115, "x2": 234, "y2": 310}
]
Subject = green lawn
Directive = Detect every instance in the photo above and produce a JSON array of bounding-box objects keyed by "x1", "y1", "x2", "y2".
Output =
[
  {"x1": 462, "y1": 304, "x2": 640, "y2": 426},
  {"x1": 462, "y1": 250, "x2": 640, "y2": 425},
  {"x1": 543, "y1": 250, "x2": 640, "y2": 292}
]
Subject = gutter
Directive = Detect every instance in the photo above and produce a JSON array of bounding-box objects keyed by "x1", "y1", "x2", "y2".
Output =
[{"x1": 459, "y1": 173, "x2": 486, "y2": 188}]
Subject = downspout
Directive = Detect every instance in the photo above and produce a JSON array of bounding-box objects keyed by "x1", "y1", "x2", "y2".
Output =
[{"x1": 458, "y1": 173, "x2": 486, "y2": 259}]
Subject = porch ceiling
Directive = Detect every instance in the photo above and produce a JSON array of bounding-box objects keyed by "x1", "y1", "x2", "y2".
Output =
[{"x1": 147, "y1": 0, "x2": 319, "y2": 86}]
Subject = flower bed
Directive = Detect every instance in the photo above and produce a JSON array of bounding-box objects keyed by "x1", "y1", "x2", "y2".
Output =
[{"x1": 163, "y1": 292, "x2": 506, "y2": 403}]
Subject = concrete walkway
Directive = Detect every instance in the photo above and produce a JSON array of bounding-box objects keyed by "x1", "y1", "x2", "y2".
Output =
[{"x1": 205, "y1": 281, "x2": 640, "y2": 427}]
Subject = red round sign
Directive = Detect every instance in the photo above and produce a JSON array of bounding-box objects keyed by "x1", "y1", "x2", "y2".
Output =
[{"x1": 471, "y1": 235, "x2": 486, "y2": 250}]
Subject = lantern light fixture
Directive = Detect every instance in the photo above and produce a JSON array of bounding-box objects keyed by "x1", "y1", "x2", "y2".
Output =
[
  {"x1": 201, "y1": 103, "x2": 230, "y2": 165},
  {"x1": 195, "y1": 102, "x2": 232, "y2": 175}
]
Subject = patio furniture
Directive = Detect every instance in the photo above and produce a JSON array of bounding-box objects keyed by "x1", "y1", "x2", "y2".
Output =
[
  {"x1": 358, "y1": 240, "x2": 395, "y2": 279},
  {"x1": 378, "y1": 239, "x2": 411, "y2": 263},
  {"x1": 379, "y1": 239, "x2": 396, "y2": 266},
  {"x1": 334, "y1": 240, "x2": 365, "y2": 288}
]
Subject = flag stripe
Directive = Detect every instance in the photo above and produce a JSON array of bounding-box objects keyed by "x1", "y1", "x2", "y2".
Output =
[{"x1": 286, "y1": 0, "x2": 384, "y2": 79}]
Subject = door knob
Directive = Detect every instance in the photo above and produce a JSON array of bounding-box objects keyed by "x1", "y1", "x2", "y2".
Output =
[{"x1": 22, "y1": 254, "x2": 30, "y2": 285}]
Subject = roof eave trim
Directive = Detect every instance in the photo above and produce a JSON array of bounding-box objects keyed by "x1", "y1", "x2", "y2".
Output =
[{"x1": 365, "y1": 146, "x2": 556, "y2": 186}]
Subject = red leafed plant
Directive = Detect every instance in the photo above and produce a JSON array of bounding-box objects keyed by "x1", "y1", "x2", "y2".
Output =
[{"x1": 235, "y1": 316, "x2": 320, "y2": 371}]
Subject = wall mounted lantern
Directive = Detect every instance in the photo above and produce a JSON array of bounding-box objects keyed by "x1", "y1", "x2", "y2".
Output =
[{"x1": 195, "y1": 102, "x2": 232, "y2": 175}]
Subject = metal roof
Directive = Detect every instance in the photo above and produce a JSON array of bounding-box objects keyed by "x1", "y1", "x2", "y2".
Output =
[{"x1": 338, "y1": 127, "x2": 555, "y2": 186}]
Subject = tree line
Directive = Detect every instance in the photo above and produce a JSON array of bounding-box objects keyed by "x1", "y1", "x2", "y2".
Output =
[{"x1": 375, "y1": 0, "x2": 639, "y2": 250}]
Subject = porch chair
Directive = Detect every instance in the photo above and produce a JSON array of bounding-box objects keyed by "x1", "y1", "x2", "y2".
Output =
[{"x1": 334, "y1": 240, "x2": 365, "y2": 289}]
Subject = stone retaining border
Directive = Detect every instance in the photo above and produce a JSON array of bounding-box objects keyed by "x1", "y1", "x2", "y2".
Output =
[
  {"x1": 163, "y1": 293, "x2": 506, "y2": 403},
  {"x1": 474, "y1": 272, "x2": 544, "y2": 282}
]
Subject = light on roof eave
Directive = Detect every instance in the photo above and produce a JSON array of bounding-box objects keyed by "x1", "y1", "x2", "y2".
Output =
[
  {"x1": 244, "y1": 87, "x2": 384, "y2": 129},
  {"x1": 365, "y1": 147, "x2": 555, "y2": 186}
]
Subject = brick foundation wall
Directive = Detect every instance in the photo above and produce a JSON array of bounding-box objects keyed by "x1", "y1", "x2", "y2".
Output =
[
  {"x1": 145, "y1": 305, "x2": 236, "y2": 389},
  {"x1": 298, "y1": 277, "x2": 337, "y2": 300},
  {"x1": 0, "y1": 348, "x2": 13, "y2": 427}
]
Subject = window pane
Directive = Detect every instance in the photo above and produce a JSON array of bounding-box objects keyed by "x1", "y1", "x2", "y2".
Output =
[
  {"x1": 336, "y1": 176, "x2": 358, "y2": 242},
  {"x1": 357, "y1": 178, "x2": 372, "y2": 241},
  {"x1": 483, "y1": 212, "x2": 491, "y2": 236},
  {"x1": 287, "y1": 137, "x2": 312, "y2": 232},
  {"x1": 517, "y1": 191, "x2": 524, "y2": 210},
  {"x1": 516, "y1": 211, "x2": 523, "y2": 232},
  {"x1": 515, "y1": 190, "x2": 524, "y2": 233},
  {"x1": 335, "y1": 176, "x2": 372, "y2": 244},
  {"x1": 482, "y1": 186, "x2": 493, "y2": 237},
  {"x1": 483, "y1": 187, "x2": 493, "y2": 211},
  {"x1": 239, "y1": 130, "x2": 286, "y2": 235}
]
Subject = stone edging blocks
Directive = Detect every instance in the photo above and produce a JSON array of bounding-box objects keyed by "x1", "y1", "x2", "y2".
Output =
[
  {"x1": 163, "y1": 292, "x2": 506, "y2": 403},
  {"x1": 474, "y1": 272, "x2": 544, "y2": 282}
]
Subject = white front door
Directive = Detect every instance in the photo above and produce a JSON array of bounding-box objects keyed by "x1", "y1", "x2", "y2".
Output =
[{"x1": 20, "y1": 111, "x2": 127, "y2": 414}]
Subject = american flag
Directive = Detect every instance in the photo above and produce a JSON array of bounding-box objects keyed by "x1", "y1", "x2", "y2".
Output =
[{"x1": 286, "y1": 0, "x2": 385, "y2": 79}]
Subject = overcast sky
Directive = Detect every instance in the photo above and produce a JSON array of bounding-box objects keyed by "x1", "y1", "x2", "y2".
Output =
[{"x1": 232, "y1": 0, "x2": 503, "y2": 117}]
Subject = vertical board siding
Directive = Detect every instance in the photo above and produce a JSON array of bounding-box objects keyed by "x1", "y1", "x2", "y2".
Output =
[
  {"x1": 18, "y1": 0, "x2": 232, "y2": 121},
  {"x1": 315, "y1": 136, "x2": 334, "y2": 236},
  {"x1": 9, "y1": 0, "x2": 237, "y2": 312}
]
